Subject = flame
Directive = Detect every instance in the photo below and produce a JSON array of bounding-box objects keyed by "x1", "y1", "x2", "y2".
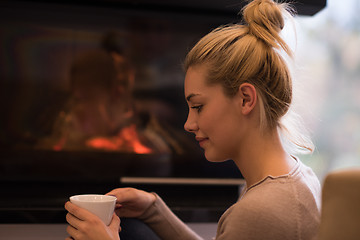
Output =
[
  {"x1": 52, "y1": 124, "x2": 153, "y2": 154},
  {"x1": 85, "y1": 124, "x2": 152, "y2": 154}
]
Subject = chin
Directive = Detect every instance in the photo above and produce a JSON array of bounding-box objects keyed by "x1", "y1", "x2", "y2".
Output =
[{"x1": 204, "y1": 152, "x2": 228, "y2": 163}]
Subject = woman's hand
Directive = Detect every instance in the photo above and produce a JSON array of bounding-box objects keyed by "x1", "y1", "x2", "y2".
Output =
[
  {"x1": 65, "y1": 201, "x2": 121, "y2": 240},
  {"x1": 106, "y1": 187, "x2": 156, "y2": 218}
]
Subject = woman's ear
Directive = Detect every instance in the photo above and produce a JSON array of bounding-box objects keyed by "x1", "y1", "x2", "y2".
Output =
[{"x1": 238, "y1": 83, "x2": 257, "y2": 115}]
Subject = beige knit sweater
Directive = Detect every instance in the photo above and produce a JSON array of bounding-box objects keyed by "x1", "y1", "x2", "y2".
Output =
[{"x1": 139, "y1": 158, "x2": 321, "y2": 240}]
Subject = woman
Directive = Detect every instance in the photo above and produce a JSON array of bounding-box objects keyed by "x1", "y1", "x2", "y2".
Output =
[{"x1": 65, "y1": 0, "x2": 321, "y2": 239}]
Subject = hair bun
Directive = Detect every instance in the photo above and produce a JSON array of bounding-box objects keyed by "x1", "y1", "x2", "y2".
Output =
[{"x1": 243, "y1": 0, "x2": 291, "y2": 55}]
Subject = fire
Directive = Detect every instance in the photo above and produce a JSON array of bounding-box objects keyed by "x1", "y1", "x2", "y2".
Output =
[
  {"x1": 85, "y1": 124, "x2": 153, "y2": 154},
  {"x1": 52, "y1": 124, "x2": 153, "y2": 154}
]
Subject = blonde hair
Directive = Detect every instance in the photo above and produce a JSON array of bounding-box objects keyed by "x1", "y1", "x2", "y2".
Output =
[{"x1": 184, "y1": 0, "x2": 314, "y2": 153}]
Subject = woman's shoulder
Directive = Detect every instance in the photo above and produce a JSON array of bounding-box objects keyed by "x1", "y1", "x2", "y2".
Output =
[
  {"x1": 217, "y1": 187, "x2": 299, "y2": 240},
  {"x1": 216, "y1": 179, "x2": 306, "y2": 239},
  {"x1": 216, "y1": 160, "x2": 321, "y2": 239},
  {"x1": 225, "y1": 161, "x2": 320, "y2": 217},
  {"x1": 235, "y1": 180, "x2": 296, "y2": 216}
]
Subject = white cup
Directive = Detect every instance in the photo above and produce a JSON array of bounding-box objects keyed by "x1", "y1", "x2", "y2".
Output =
[{"x1": 69, "y1": 194, "x2": 117, "y2": 225}]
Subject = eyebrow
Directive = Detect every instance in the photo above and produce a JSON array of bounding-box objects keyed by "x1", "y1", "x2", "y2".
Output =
[{"x1": 186, "y1": 93, "x2": 200, "y2": 102}]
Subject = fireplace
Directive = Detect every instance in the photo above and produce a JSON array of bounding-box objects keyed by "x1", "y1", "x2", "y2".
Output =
[
  {"x1": 0, "y1": 0, "x2": 325, "y2": 223},
  {"x1": 0, "y1": 0, "x2": 244, "y2": 223}
]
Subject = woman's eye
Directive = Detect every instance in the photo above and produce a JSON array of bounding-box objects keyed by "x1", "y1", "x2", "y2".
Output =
[{"x1": 191, "y1": 105, "x2": 203, "y2": 113}]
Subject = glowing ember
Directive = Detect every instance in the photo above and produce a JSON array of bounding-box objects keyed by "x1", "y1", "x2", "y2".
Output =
[
  {"x1": 51, "y1": 124, "x2": 153, "y2": 154},
  {"x1": 85, "y1": 124, "x2": 152, "y2": 154},
  {"x1": 53, "y1": 137, "x2": 66, "y2": 151}
]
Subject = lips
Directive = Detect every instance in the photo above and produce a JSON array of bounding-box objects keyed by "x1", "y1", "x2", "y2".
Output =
[{"x1": 195, "y1": 137, "x2": 208, "y2": 148}]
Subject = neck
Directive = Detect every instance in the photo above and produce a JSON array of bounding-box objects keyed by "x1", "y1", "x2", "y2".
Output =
[{"x1": 233, "y1": 128, "x2": 296, "y2": 188}]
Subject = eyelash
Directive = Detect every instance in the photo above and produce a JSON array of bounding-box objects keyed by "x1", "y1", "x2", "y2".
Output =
[{"x1": 191, "y1": 105, "x2": 203, "y2": 113}]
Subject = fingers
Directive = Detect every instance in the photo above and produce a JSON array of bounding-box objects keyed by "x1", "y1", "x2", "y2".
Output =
[
  {"x1": 106, "y1": 188, "x2": 135, "y2": 208},
  {"x1": 65, "y1": 201, "x2": 119, "y2": 240},
  {"x1": 66, "y1": 212, "x2": 83, "y2": 230},
  {"x1": 106, "y1": 187, "x2": 156, "y2": 218},
  {"x1": 109, "y1": 213, "x2": 121, "y2": 233},
  {"x1": 65, "y1": 201, "x2": 94, "y2": 222},
  {"x1": 106, "y1": 187, "x2": 135, "y2": 199},
  {"x1": 66, "y1": 224, "x2": 79, "y2": 239},
  {"x1": 106, "y1": 187, "x2": 148, "y2": 203},
  {"x1": 65, "y1": 201, "x2": 84, "y2": 221},
  {"x1": 106, "y1": 188, "x2": 125, "y2": 200},
  {"x1": 65, "y1": 201, "x2": 84, "y2": 232}
]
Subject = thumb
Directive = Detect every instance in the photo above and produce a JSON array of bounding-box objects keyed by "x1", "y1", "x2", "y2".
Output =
[{"x1": 109, "y1": 213, "x2": 121, "y2": 232}]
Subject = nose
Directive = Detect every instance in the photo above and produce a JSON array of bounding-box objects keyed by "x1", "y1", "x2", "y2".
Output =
[{"x1": 184, "y1": 113, "x2": 198, "y2": 133}]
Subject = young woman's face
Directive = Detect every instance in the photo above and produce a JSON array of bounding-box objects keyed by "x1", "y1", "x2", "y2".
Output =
[{"x1": 184, "y1": 65, "x2": 244, "y2": 162}]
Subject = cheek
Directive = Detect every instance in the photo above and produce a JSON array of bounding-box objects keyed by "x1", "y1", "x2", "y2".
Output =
[
  {"x1": 198, "y1": 113, "x2": 225, "y2": 142},
  {"x1": 197, "y1": 111, "x2": 216, "y2": 133},
  {"x1": 207, "y1": 111, "x2": 241, "y2": 145}
]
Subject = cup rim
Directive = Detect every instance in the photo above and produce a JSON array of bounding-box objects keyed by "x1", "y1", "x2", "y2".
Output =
[{"x1": 70, "y1": 194, "x2": 117, "y2": 203}]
